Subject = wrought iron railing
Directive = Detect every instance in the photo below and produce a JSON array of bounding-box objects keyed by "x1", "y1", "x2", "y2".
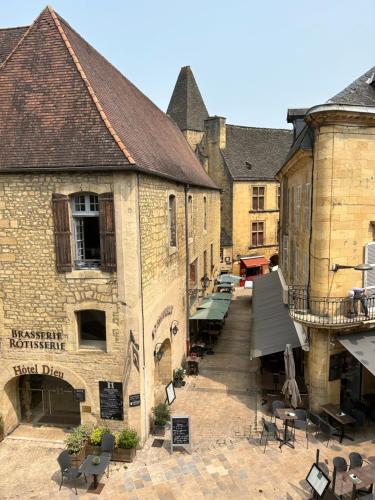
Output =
[
  {"x1": 288, "y1": 285, "x2": 375, "y2": 326},
  {"x1": 74, "y1": 259, "x2": 100, "y2": 270}
]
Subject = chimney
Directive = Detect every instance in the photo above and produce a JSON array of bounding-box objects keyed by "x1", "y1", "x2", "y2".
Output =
[
  {"x1": 287, "y1": 108, "x2": 308, "y2": 142},
  {"x1": 204, "y1": 116, "x2": 226, "y2": 150}
]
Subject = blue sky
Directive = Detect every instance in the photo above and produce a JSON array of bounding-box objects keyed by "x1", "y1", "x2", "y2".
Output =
[{"x1": 2, "y1": 1, "x2": 375, "y2": 128}]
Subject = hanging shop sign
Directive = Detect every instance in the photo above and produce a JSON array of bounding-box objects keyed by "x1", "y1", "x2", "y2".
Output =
[
  {"x1": 12, "y1": 364, "x2": 64, "y2": 378},
  {"x1": 99, "y1": 381, "x2": 124, "y2": 420},
  {"x1": 9, "y1": 329, "x2": 65, "y2": 350}
]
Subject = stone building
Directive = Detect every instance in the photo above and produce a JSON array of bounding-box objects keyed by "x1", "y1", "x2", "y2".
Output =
[
  {"x1": 0, "y1": 7, "x2": 220, "y2": 441},
  {"x1": 276, "y1": 69, "x2": 375, "y2": 410},
  {"x1": 168, "y1": 66, "x2": 292, "y2": 277}
]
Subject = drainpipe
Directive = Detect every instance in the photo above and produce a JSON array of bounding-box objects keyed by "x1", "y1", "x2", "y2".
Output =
[
  {"x1": 136, "y1": 173, "x2": 148, "y2": 441},
  {"x1": 184, "y1": 185, "x2": 190, "y2": 355}
]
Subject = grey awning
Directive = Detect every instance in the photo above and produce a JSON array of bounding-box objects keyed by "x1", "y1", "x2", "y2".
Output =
[
  {"x1": 252, "y1": 271, "x2": 300, "y2": 358},
  {"x1": 338, "y1": 331, "x2": 375, "y2": 376}
]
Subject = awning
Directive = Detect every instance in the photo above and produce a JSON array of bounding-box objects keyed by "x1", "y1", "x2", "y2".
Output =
[
  {"x1": 206, "y1": 292, "x2": 232, "y2": 301},
  {"x1": 190, "y1": 308, "x2": 226, "y2": 321},
  {"x1": 251, "y1": 271, "x2": 300, "y2": 358},
  {"x1": 241, "y1": 257, "x2": 269, "y2": 268},
  {"x1": 217, "y1": 283, "x2": 233, "y2": 290},
  {"x1": 338, "y1": 331, "x2": 375, "y2": 376},
  {"x1": 198, "y1": 300, "x2": 229, "y2": 313}
]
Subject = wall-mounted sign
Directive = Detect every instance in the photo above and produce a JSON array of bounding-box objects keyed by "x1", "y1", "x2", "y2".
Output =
[
  {"x1": 9, "y1": 329, "x2": 65, "y2": 350},
  {"x1": 151, "y1": 306, "x2": 173, "y2": 339},
  {"x1": 73, "y1": 389, "x2": 86, "y2": 402},
  {"x1": 99, "y1": 381, "x2": 124, "y2": 420},
  {"x1": 171, "y1": 415, "x2": 191, "y2": 453},
  {"x1": 165, "y1": 381, "x2": 176, "y2": 405},
  {"x1": 12, "y1": 364, "x2": 64, "y2": 378},
  {"x1": 129, "y1": 394, "x2": 141, "y2": 407}
]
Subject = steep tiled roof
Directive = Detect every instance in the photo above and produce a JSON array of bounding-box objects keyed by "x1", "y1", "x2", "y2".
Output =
[
  {"x1": 0, "y1": 26, "x2": 28, "y2": 64},
  {"x1": 167, "y1": 66, "x2": 208, "y2": 132},
  {"x1": 222, "y1": 125, "x2": 293, "y2": 181},
  {"x1": 328, "y1": 66, "x2": 375, "y2": 106},
  {"x1": 0, "y1": 8, "x2": 217, "y2": 189}
]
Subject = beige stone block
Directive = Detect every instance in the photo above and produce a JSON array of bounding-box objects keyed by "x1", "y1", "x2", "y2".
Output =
[
  {"x1": 0, "y1": 237, "x2": 16, "y2": 245},
  {"x1": 0, "y1": 220, "x2": 9, "y2": 229},
  {"x1": 0, "y1": 253, "x2": 15, "y2": 262}
]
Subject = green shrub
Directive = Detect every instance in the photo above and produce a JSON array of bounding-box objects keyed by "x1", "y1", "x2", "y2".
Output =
[
  {"x1": 65, "y1": 433, "x2": 83, "y2": 455},
  {"x1": 89, "y1": 426, "x2": 112, "y2": 446},
  {"x1": 117, "y1": 429, "x2": 140, "y2": 449},
  {"x1": 75, "y1": 424, "x2": 90, "y2": 442},
  {"x1": 152, "y1": 403, "x2": 171, "y2": 426}
]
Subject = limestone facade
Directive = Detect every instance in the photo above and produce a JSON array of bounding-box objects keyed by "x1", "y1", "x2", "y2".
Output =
[{"x1": 0, "y1": 171, "x2": 220, "y2": 441}]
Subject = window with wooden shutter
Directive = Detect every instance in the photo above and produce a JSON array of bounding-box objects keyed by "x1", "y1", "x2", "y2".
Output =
[
  {"x1": 364, "y1": 242, "x2": 375, "y2": 291},
  {"x1": 99, "y1": 192, "x2": 116, "y2": 272},
  {"x1": 52, "y1": 193, "x2": 72, "y2": 273}
]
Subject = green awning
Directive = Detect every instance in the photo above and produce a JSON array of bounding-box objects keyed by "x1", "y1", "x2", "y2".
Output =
[
  {"x1": 206, "y1": 292, "x2": 232, "y2": 301},
  {"x1": 198, "y1": 300, "x2": 229, "y2": 313},
  {"x1": 190, "y1": 308, "x2": 225, "y2": 320},
  {"x1": 217, "y1": 283, "x2": 233, "y2": 289}
]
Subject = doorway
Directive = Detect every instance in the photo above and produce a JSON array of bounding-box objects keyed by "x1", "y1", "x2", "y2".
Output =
[{"x1": 19, "y1": 375, "x2": 80, "y2": 427}]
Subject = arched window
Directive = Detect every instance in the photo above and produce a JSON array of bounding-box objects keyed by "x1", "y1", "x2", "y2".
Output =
[
  {"x1": 71, "y1": 193, "x2": 100, "y2": 268},
  {"x1": 168, "y1": 194, "x2": 176, "y2": 247},
  {"x1": 203, "y1": 196, "x2": 207, "y2": 231},
  {"x1": 188, "y1": 195, "x2": 193, "y2": 239}
]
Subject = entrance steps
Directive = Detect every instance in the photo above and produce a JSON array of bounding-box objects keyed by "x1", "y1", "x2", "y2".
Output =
[{"x1": 4, "y1": 424, "x2": 67, "y2": 447}]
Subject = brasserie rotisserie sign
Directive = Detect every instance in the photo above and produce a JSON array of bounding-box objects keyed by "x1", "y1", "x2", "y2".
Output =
[{"x1": 9, "y1": 329, "x2": 66, "y2": 350}]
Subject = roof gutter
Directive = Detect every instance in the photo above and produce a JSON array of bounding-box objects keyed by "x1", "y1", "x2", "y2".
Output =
[{"x1": 306, "y1": 103, "x2": 375, "y2": 125}]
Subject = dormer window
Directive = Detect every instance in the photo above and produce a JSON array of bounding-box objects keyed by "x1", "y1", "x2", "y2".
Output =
[{"x1": 71, "y1": 193, "x2": 101, "y2": 269}]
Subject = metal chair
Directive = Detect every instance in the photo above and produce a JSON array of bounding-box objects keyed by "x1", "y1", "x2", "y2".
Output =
[
  {"x1": 57, "y1": 450, "x2": 86, "y2": 495},
  {"x1": 100, "y1": 433, "x2": 115, "y2": 477},
  {"x1": 349, "y1": 452, "x2": 367, "y2": 469},
  {"x1": 271, "y1": 400, "x2": 285, "y2": 422},
  {"x1": 333, "y1": 456, "x2": 348, "y2": 472},
  {"x1": 260, "y1": 417, "x2": 280, "y2": 453},
  {"x1": 319, "y1": 420, "x2": 341, "y2": 447},
  {"x1": 306, "y1": 410, "x2": 321, "y2": 437},
  {"x1": 293, "y1": 409, "x2": 308, "y2": 448}
]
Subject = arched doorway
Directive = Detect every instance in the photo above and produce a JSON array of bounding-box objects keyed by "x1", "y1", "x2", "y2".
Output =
[
  {"x1": 154, "y1": 339, "x2": 172, "y2": 404},
  {"x1": 270, "y1": 254, "x2": 279, "y2": 267},
  {"x1": 18, "y1": 375, "x2": 80, "y2": 427}
]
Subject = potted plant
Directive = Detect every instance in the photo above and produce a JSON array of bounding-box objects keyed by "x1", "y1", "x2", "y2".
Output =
[
  {"x1": 173, "y1": 367, "x2": 186, "y2": 388},
  {"x1": 0, "y1": 416, "x2": 4, "y2": 443},
  {"x1": 152, "y1": 403, "x2": 171, "y2": 436},
  {"x1": 86, "y1": 426, "x2": 112, "y2": 456},
  {"x1": 113, "y1": 429, "x2": 140, "y2": 462},
  {"x1": 65, "y1": 425, "x2": 89, "y2": 467}
]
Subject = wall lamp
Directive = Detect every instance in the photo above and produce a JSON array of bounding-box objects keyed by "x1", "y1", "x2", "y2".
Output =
[
  {"x1": 331, "y1": 263, "x2": 373, "y2": 272},
  {"x1": 170, "y1": 320, "x2": 179, "y2": 336},
  {"x1": 154, "y1": 342, "x2": 164, "y2": 361},
  {"x1": 200, "y1": 274, "x2": 211, "y2": 290}
]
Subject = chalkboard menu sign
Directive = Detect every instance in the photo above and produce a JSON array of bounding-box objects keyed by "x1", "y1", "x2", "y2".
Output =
[
  {"x1": 99, "y1": 381, "x2": 124, "y2": 420},
  {"x1": 129, "y1": 393, "x2": 141, "y2": 407},
  {"x1": 171, "y1": 416, "x2": 190, "y2": 451},
  {"x1": 73, "y1": 389, "x2": 86, "y2": 402}
]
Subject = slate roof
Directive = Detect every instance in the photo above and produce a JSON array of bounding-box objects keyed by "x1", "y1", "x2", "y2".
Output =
[
  {"x1": 328, "y1": 65, "x2": 375, "y2": 106},
  {"x1": 167, "y1": 66, "x2": 208, "y2": 132},
  {"x1": 282, "y1": 125, "x2": 313, "y2": 167},
  {"x1": 222, "y1": 125, "x2": 293, "y2": 181},
  {"x1": 0, "y1": 26, "x2": 28, "y2": 64},
  {"x1": 0, "y1": 8, "x2": 217, "y2": 190}
]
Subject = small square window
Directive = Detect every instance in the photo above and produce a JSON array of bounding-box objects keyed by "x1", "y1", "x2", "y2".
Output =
[{"x1": 76, "y1": 310, "x2": 106, "y2": 350}]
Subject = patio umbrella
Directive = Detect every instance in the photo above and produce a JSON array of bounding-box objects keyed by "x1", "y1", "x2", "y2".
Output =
[
  {"x1": 282, "y1": 344, "x2": 301, "y2": 408},
  {"x1": 217, "y1": 274, "x2": 241, "y2": 284}
]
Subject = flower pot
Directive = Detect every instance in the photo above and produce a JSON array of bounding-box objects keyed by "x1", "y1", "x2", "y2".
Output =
[
  {"x1": 69, "y1": 446, "x2": 86, "y2": 467},
  {"x1": 112, "y1": 447, "x2": 136, "y2": 462},
  {"x1": 85, "y1": 444, "x2": 101, "y2": 457},
  {"x1": 153, "y1": 424, "x2": 166, "y2": 436},
  {"x1": 173, "y1": 379, "x2": 183, "y2": 388}
]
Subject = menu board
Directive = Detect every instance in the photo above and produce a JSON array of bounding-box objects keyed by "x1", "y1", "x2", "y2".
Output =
[
  {"x1": 171, "y1": 416, "x2": 190, "y2": 447},
  {"x1": 73, "y1": 389, "x2": 86, "y2": 402},
  {"x1": 166, "y1": 381, "x2": 176, "y2": 405},
  {"x1": 129, "y1": 393, "x2": 141, "y2": 407},
  {"x1": 306, "y1": 464, "x2": 330, "y2": 497},
  {"x1": 99, "y1": 381, "x2": 124, "y2": 420}
]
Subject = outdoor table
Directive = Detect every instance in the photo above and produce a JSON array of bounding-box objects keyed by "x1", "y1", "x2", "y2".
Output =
[
  {"x1": 320, "y1": 403, "x2": 356, "y2": 442},
  {"x1": 334, "y1": 464, "x2": 375, "y2": 496},
  {"x1": 276, "y1": 407, "x2": 298, "y2": 449},
  {"x1": 81, "y1": 454, "x2": 110, "y2": 491}
]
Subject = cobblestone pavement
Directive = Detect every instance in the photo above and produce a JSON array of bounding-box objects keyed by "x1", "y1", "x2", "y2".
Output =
[{"x1": 1, "y1": 288, "x2": 375, "y2": 499}]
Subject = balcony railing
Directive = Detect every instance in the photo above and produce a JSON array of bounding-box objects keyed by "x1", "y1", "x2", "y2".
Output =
[{"x1": 288, "y1": 285, "x2": 375, "y2": 327}]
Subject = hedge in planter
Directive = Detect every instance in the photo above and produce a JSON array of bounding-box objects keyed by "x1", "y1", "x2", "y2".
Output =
[
  {"x1": 113, "y1": 429, "x2": 140, "y2": 462},
  {"x1": 152, "y1": 403, "x2": 171, "y2": 436},
  {"x1": 65, "y1": 425, "x2": 90, "y2": 467},
  {"x1": 86, "y1": 426, "x2": 113, "y2": 456}
]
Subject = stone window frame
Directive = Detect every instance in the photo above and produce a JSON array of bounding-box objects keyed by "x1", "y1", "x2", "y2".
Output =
[
  {"x1": 57, "y1": 183, "x2": 113, "y2": 280},
  {"x1": 252, "y1": 186, "x2": 265, "y2": 211},
  {"x1": 66, "y1": 301, "x2": 114, "y2": 353},
  {"x1": 71, "y1": 192, "x2": 100, "y2": 270},
  {"x1": 251, "y1": 221, "x2": 265, "y2": 247},
  {"x1": 167, "y1": 191, "x2": 177, "y2": 254},
  {"x1": 187, "y1": 194, "x2": 193, "y2": 244}
]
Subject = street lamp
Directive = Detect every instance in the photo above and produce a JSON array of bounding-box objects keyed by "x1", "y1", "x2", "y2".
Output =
[
  {"x1": 153, "y1": 343, "x2": 164, "y2": 361},
  {"x1": 331, "y1": 263, "x2": 373, "y2": 272},
  {"x1": 170, "y1": 320, "x2": 179, "y2": 336}
]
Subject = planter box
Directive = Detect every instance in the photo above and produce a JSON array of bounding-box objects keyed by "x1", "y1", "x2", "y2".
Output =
[
  {"x1": 69, "y1": 445, "x2": 86, "y2": 467},
  {"x1": 153, "y1": 424, "x2": 166, "y2": 437},
  {"x1": 112, "y1": 447, "x2": 136, "y2": 462},
  {"x1": 85, "y1": 444, "x2": 101, "y2": 457}
]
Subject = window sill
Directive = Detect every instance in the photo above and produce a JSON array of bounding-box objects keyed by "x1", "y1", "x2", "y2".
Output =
[
  {"x1": 67, "y1": 269, "x2": 112, "y2": 280},
  {"x1": 248, "y1": 243, "x2": 278, "y2": 249},
  {"x1": 79, "y1": 342, "x2": 107, "y2": 352},
  {"x1": 249, "y1": 209, "x2": 279, "y2": 214}
]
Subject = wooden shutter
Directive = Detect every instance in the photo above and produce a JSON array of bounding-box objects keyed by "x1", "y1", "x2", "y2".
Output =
[
  {"x1": 52, "y1": 193, "x2": 72, "y2": 272},
  {"x1": 364, "y1": 242, "x2": 375, "y2": 290},
  {"x1": 99, "y1": 192, "x2": 116, "y2": 272}
]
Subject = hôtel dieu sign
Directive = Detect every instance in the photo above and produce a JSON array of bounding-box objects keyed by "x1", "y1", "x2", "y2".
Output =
[{"x1": 9, "y1": 329, "x2": 66, "y2": 350}]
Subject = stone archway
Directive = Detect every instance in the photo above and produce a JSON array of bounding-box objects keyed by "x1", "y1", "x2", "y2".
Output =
[
  {"x1": 154, "y1": 339, "x2": 172, "y2": 404},
  {"x1": 270, "y1": 254, "x2": 279, "y2": 267}
]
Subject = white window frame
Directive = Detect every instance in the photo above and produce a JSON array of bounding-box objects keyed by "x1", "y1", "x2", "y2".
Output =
[{"x1": 71, "y1": 193, "x2": 100, "y2": 269}]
